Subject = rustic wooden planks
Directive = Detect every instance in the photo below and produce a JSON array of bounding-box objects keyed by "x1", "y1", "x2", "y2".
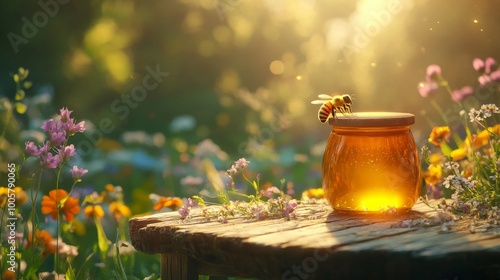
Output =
[{"x1": 129, "y1": 200, "x2": 500, "y2": 279}]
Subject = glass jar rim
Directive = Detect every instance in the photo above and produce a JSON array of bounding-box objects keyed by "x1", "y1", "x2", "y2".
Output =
[{"x1": 328, "y1": 112, "x2": 415, "y2": 127}]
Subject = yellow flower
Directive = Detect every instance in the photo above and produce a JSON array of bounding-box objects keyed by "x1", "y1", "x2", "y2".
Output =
[
  {"x1": 153, "y1": 197, "x2": 183, "y2": 211},
  {"x1": 428, "y1": 126, "x2": 450, "y2": 146},
  {"x1": 109, "y1": 202, "x2": 131, "y2": 219},
  {"x1": 0, "y1": 186, "x2": 27, "y2": 207},
  {"x1": 428, "y1": 153, "x2": 445, "y2": 165},
  {"x1": 84, "y1": 205, "x2": 105, "y2": 219},
  {"x1": 301, "y1": 188, "x2": 324, "y2": 200},
  {"x1": 450, "y1": 148, "x2": 467, "y2": 161},
  {"x1": 488, "y1": 124, "x2": 500, "y2": 135},
  {"x1": 41, "y1": 189, "x2": 81, "y2": 222},
  {"x1": 424, "y1": 164, "x2": 442, "y2": 186},
  {"x1": 466, "y1": 130, "x2": 490, "y2": 149}
]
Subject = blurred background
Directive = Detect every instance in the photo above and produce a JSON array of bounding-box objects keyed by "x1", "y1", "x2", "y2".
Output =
[{"x1": 1, "y1": 0, "x2": 500, "y2": 205}]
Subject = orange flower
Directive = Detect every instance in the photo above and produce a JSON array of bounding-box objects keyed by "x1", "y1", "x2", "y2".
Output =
[
  {"x1": 153, "y1": 196, "x2": 183, "y2": 211},
  {"x1": 488, "y1": 124, "x2": 500, "y2": 135},
  {"x1": 83, "y1": 205, "x2": 105, "y2": 219},
  {"x1": 428, "y1": 126, "x2": 450, "y2": 146},
  {"x1": 465, "y1": 130, "x2": 490, "y2": 149},
  {"x1": 28, "y1": 229, "x2": 56, "y2": 256},
  {"x1": 109, "y1": 202, "x2": 131, "y2": 219},
  {"x1": 41, "y1": 189, "x2": 81, "y2": 222},
  {"x1": 2, "y1": 269, "x2": 16, "y2": 280}
]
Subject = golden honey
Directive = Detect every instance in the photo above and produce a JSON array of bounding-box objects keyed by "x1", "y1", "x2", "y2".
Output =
[{"x1": 322, "y1": 112, "x2": 420, "y2": 213}]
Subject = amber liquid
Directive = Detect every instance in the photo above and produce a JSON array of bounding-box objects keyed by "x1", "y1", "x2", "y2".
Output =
[{"x1": 322, "y1": 126, "x2": 420, "y2": 213}]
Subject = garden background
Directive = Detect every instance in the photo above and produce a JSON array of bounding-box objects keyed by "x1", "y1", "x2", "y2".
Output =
[{"x1": 1, "y1": 0, "x2": 500, "y2": 278}]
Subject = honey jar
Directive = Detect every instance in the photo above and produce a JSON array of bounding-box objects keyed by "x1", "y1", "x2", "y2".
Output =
[{"x1": 322, "y1": 112, "x2": 420, "y2": 213}]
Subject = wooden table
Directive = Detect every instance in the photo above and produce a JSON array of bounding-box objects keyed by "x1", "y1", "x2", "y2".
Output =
[{"x1": 129, "y1": 200, "x2": 500, "y2": 280}]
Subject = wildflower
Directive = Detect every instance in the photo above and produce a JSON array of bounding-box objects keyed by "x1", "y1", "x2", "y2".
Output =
[
  {"x1": 41, "y1": 189, "x2": 81, "y2": 222},
  {"x1": 283, "y1": 199, "x2": 298, "y2": 219},
  {"x1": 71, "y1": 165, "x2": 88, "y2": 180},
  {"x1": 450, "y1": 148, "x2": 467, "y2": 161},
  {"x1": 153, "y1": 196, "x2": 183, "y2": 211},
  {"x1": 418, "y1": 64, "x2": 442, "y2": 97},
  {"x1": 51, "y1": 239, "x2": 78, "y2": 259},
  {"x1": 0, "y1": 186, "x2": 27, "y2": 207},
  {"x1": 30, "y1": 229, "x2": 56, "y2": 255},
  {"x1": 473, "y1": 57, "x2": 500, "y2": 86},
  {"x1": 234, "y1": 158, "x2": 250, "y2": 170},
  {"x1": 109, "y1": 202, "x2": 131, "y2": 219},
  {"x1": 25, "y1": 141, "x2": 40, "y2": 156},
  {"x1": 301, "y1": 188, "x2": 325, "y2": 200},
  {"x1": 488, "y1": 124, "x2": 500, "y2": 135},
  {"x1": 83, "y1": 205, "x2": 105, "y2": 219},
  {"x1": 428, "y1": 126, "x2": 450, "y2": 146},
  {"x1": 450, "y1": 86, "x2": 474, "y2": 102},
  {"x1": 418, "y1": 81, "x2": 439, "y2": 97},
  {"x1": 59, "y1": 144, "x2": 76, "y2": 162},
  {"x1": 428, "y1": 153, "x2": 445, "y2": 165},
  {"x1": 262, "y1": 186, "x2": 281, "y2": 198},
  {"x1": 423, "y1": 164, "x2": 442, "y2": 186},
  {"x1": 2, "y1": 270, "x2": 16, "y2": 280},
  {"x1": 465, "y1": 130, "x2": 490, "y2": 149},
  {"x1": 178, "y1": 205, "x2": 190, "y2": 219}
]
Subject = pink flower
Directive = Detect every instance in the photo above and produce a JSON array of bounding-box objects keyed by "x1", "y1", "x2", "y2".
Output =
[
  {"x1": 25, "y1": 141, "x2": 40, "y2": 156},
  {"x1": 40, "y1": 153, "x2": 60, "y2": 169},
  {"x1": 59, "y1": 144, "x2": 76, "y2": 162},
  {"x1": 418, "y1": 81, "x2": 439, "y2": 97},
  {"x1": 71, "y1": 165, "x2": 88, "y2": 179},
  {"x1": 425, "y1": 64, "x2": 442, "y2": 82},
  {"x1": 473, "y1": 57, "x2": 500, "y2": 86},
  {"x1": 451, "y1": 86, "x2": 474, "y2": 102}
]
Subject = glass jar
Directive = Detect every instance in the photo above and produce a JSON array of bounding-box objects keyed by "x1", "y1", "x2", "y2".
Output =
[{"x1": 322, "y1": 112, "x2": 420, "y2": 213}]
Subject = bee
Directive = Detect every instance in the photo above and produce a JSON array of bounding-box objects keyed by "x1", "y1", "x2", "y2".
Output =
[{"x1": 311, "y1": 94, "x2": 353, "y2": 123}]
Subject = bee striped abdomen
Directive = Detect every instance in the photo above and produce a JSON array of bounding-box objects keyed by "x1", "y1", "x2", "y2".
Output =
[{"x1": 318, "y1": 102, "x2": 334, "y2": 123}]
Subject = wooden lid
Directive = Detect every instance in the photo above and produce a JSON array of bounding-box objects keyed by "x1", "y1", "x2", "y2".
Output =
[{"x1": 328, "y1": 112, "x2": 415, "y2": 127}]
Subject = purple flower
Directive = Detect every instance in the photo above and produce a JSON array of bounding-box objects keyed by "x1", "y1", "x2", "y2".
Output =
[
  {"x1": 418, "y1": 81, "x2": 439, "y2": 97},
  {"x1": 50, "y1": 130, "x2": 66, "y2": 146},
  {"x1": 59, "y1": 107, "x2": 73, "y2": 123},
  {"x1": 40, "y1": 152, "x2": 60, "y2": 169},
  {"x1": 262, "y1": 186, "x2": 281, "y2": 198},
  {"x1": 65, "y1": 120, "x2": 86, "y2": 135},
  {"x1": 451, "y1": 86, "x2": 474, "y2": 102},
  {"x1": 59, "y1": 144, "x2": 76, "y2": 162},
  {"x1": 283, "y1": 199, "x2": 298, "y2": 218},
  {"x1": 178, "y1": 205, "x2": 190, "y2": 219},
  {"x1": 425, "y1": 64, "x2": 442, "y2": 82},
  {"x1": 25, "y1": 141, "x2": 40, "y2": 156},
  {"x1": 71, "y1": 165, "x2": 88, "y2": 179},
  {"x1": 187, "y1": 198, "x2": 194, "y2": 208}
]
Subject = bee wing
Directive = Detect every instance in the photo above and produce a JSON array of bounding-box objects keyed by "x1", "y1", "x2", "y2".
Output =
[
  {"x1": 317, "y1": 94, "x2": 333, "y2": 99},
  {"x1": 311, "y1": 100, "x2": 326, "y2": 104}
]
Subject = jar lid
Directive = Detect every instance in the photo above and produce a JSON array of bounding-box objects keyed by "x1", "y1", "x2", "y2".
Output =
[{"x1": 328, "y1": 112, "x2": 415, "y2": 127}]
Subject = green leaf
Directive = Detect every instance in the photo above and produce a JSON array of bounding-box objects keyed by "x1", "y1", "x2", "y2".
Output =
[
  {"x1": 15, "y1": 102, "x2": 27, "y2": 114},
  {"x1": 94, "y1": 217, "x2": 110, "y2": 260},
  {"x1": 440, "y1": 142, "x2": 452, "y2": 156},
  {"x1": 66, "y1": 261, "x2": 76, "y2": 280},
  {"x1": 113, "y1": 232, "x2": 128, "y2": 280}
]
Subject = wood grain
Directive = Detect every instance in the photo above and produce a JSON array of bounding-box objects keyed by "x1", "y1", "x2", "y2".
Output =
[{"x1": 129, "y1": 201, "x2": 500, "y2": 279}]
